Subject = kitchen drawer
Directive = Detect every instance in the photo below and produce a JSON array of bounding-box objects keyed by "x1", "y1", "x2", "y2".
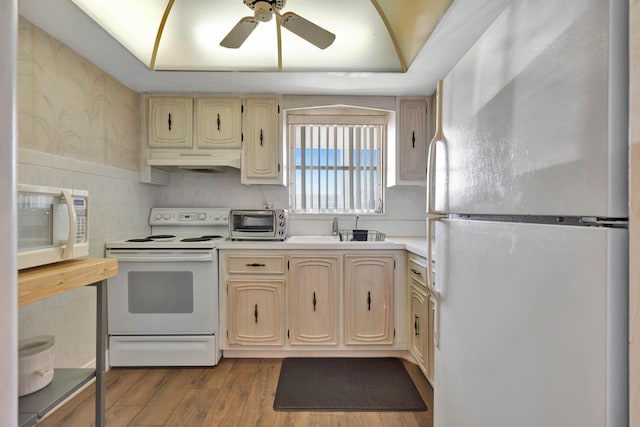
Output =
[
  {"x1": 227, "y1": 255, "x2": 286, "y2": 275},
  {"x1": 408, "y1": 257, "x2": 427, "y2": 287}
]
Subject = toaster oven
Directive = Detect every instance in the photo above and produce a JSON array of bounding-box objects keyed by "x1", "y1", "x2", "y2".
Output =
[{"x1": 228, "y1": 209, "x2": 288, "y2": 240}]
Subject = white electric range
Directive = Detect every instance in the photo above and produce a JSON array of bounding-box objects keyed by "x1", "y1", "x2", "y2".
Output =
[{"x1": 105, "y1": 208, "x2": 230, "y2": 367}]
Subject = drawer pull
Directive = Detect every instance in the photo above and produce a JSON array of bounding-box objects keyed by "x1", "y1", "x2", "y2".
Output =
[
  {"x1": 411, "y1": 268, "x2": 423, "y2": 276},
  {"x1": 313, "y1": 291, "x2": 317, "y2": 311},
  {"x1": 254, "y1": 304, "x2": 258, "y2": 323},
  {"x1": 217, "y1": 113, "x2": 221, "y2": 131},
  {"x1": 167, "y1": 112, "x2": 172, "y2": 130},
  {"x1": 414, "y1": 315, "x2": 420, "y2": 336},
  {"x1": 367, "y1": 291, "x2": 372, "y2": 311},
  {"x1": 246, "y1": 263, "x2": 266, "y2": 267}
]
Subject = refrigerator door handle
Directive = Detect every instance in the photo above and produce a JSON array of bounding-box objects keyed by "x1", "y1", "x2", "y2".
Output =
[
  {"x1": 427, "y1": 80, "x2": 445, "y2": 216},
  {"x1": 427, "y1": 215, "x2": 442, "y2": 348},
  {"x1": 427, "y1": 80, "x2": 445, "y2": 349}
]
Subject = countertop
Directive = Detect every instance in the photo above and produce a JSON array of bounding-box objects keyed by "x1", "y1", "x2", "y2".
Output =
[
  {"x1": 216, "y1": 236, "x2": 428, "y2": 258},
  {"x1": 18, "y1": 258, "x2": 118, "y2": 306}
]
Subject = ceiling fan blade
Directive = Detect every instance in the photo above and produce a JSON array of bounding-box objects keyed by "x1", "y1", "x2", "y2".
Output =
[
  {"x1": 220, "y1": 17, "x2": 259, "y2": 48},
  {"x1": 280, "y1": 12, "x2": 335, "y2": 49}
]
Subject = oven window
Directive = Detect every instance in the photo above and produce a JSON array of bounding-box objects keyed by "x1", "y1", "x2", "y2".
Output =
[
  {"x1": 233, "y1": 214, "x2": 274, "y2": 232},
  {"x1": 127, "y1": 272, "x2": 194, "y2": 313}
]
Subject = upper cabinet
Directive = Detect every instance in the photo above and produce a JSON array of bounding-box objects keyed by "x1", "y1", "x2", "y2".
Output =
[
  {"x1": 387, "y1": 97, "x2": 430, "y2": 187},
  {"x1": 398, "y1": 98, "x2": 427, "y2": 181},
  {"x1": 195, "y1": 97, "x2": 242, "y2": 149},
  {"x1": 242, "y1": 97, "x2": 281, "y2": 184},
  {"x1": 148, "y1": 96, "x2": 193, "y2": 148}
]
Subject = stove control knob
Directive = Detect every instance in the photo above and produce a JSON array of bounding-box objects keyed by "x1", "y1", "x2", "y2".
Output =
[
  {"x1": 199, "y1": 213, "x2": 206, "y2": 220},
  {"x1": 214, "y1": 213, "x2": 221, "y2": 220},
  {"x1": 163, "y1": 213, "x2": 171, "y2": 220},
  {"x1": 154, "y1": 212, "x2": 162, "y2": 220}
]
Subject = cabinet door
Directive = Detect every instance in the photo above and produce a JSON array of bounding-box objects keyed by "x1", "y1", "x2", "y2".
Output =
[
  {"x1": 227, "y1": 279, "x2": 285, "y2": 346},
  {"x1": 148, "y1": 96, "x2": 193, "y2": 148},
  {"x1": 427, "y1": 293, "x2": 436, "y2": 382},
  {"x1": 242, "y1": 97, "x2": 280, "y2": 183},
  {"x1": 195, "y1": 97, "x2": 241, "y2": 148},
  {"x1": 344, "y1": 255, "x2": 395, "y2": 345},
  {"x1": 410, "y1": 281, "x2": 429, "y2": 370},
  {"x1": 399, "y1": 99, "x2": 427, "y2": 180},
  {"x1": 288, "y1": 255, "x2": 340, "y2": 345}
]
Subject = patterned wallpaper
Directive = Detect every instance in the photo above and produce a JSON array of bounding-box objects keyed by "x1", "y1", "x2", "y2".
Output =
[{"x1": 17, "y1": 17, "x2": 140, "y2": 171}]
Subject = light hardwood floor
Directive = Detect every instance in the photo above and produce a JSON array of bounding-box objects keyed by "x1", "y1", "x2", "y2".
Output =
[{"x1": 37, "y1": 358, "x2": 434, "y2": 427}]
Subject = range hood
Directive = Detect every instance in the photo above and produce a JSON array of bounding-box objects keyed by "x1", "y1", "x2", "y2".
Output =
[{"x1": 147, "y1": 149, "x2": 242, "y2": 172}]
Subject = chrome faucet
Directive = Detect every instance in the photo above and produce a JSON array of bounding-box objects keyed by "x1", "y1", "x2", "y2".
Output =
[{"x1": 332, "y1": 217, "x2": 339, "y2": 236}]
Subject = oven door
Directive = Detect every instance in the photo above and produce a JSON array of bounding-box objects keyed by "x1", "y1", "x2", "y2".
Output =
[{"x1": 106, "y1": 249, "x2": 218, "y2": 335}]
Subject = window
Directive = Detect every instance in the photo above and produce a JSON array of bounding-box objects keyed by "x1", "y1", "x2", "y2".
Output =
[{"x1": 287, "y1": 107, "x2": 386, "y2": 213}]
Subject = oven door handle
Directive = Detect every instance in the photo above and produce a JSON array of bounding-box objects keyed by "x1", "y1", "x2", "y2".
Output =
[{"x1": 106, "y1": 250, "x2": 214, "y2": 262}]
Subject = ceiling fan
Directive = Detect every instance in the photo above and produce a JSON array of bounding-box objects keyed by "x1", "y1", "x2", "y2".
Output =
[{"x1": 220, "y1": 0, "x2": 336, "y2": 50}]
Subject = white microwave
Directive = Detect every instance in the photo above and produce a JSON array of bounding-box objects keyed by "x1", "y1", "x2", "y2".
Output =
[{"x1": 17, "y1": 184, "x2": 89, "y2": 270}]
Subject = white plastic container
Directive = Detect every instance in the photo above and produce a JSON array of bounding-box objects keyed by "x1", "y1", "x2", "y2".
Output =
[{"x1": 18, "y1": 335, "x2": 55, "y2": 396}]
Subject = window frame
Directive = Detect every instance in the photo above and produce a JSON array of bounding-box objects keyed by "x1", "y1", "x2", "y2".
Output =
[{"x1": 286, "y1": 105, "x2": 390, "y2": 215}]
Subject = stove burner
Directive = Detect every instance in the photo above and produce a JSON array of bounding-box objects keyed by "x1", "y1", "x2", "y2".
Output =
[
  {"x1": 147, "y1": 234, "x2": 176, "y2": 239},
  {"x1": 181, "y1": 237, "x2": 213, "y2": 242},
  {"x1": 201, "y1": 235, "x2": 223, "y2": 239},
  {"x1": 127, "y1": 238, "x2": 153, "y2": 242}
]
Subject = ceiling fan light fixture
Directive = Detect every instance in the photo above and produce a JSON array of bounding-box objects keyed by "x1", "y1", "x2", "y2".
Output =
[{"x1": 253, "y1": 1, "x2": 273, "y2": 22}]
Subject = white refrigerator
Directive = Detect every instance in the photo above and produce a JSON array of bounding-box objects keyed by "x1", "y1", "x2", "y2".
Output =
[{"x1": 427, "y1": 1, "x2": 629, "y2": 426}]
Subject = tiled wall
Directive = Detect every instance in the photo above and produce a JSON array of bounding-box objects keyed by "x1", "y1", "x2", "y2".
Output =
[
  {"x1": 16, "y1": 17, "x2": 152, "y2": 369},
  {"x1": 153, "y1": 169, "x2": 426, "y2": 237},
  {"x1": 630, "y1": 0, "x2": 639, "y2": 422}
]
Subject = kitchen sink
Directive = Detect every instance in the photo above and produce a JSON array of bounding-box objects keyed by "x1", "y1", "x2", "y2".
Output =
[{"x1": 286, "y1": 235, "x2": 340, "y2": 242}]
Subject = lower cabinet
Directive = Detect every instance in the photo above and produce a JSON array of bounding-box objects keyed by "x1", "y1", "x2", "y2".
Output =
[
  {"x1": 410, "y1": 281, "x2": 429, "y2": 367},
  {"x1": 287, "y1": 255, "x2": 340, "y2": 345},
  {"x1": 408, "y1": 254, "x2": 435, "y2": 384},
  {"x1": 344, "y1": 255, "x2": 395, "y2": 345},
  {"x1": 219, "y1": 250, "x2": 403, "y2": 351},
  {"x1": 227, "y1": 279, "x2": 285, "y2": 346}
]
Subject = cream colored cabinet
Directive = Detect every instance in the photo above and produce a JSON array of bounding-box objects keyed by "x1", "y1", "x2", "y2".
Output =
[
  {"x1": 195, "y1": 97, "x2": 241, "y2": 148},
  {"x1": 242, "y1": 97, "x2": 280, "y2": 184},
  {"x1": 222, "y1": 253, "x2": 286, "y2": 346},
  {"x1": 344, "y1": 254, "x2": 395, "y2": 345},
  {"x1": 148, "y1": 96, "x2": 193, "y2": 148},
  {"x1": 287, "y1": 254, "x2": 340, "y2": 345},
  {"x1": 427, "y1": 293, "x2": 436, "y2": 381},
  {"x1": 410, "y1": 281, "x2": 429, "y2": 368},
  {"x1": 398, "y1": 98, "x2": 427, "y2": 181},
  {"x1": 407, "y1": 254, "x2": 434, "y2": 383}
]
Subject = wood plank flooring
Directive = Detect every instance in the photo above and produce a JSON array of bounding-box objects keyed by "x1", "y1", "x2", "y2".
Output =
[{"x1": 36, "y1": 358, "x2": 433, "y2": 427}]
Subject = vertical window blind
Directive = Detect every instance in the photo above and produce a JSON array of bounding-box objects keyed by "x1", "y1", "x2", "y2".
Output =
[{"x1": 288, "y1": 114, "x2": 385, "y2": 213}]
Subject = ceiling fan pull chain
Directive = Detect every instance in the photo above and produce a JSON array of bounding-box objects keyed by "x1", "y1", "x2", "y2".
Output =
[
  {"x1": 260, "y1": 128, "x2": 264, "y2": 146},
  {"x1": 217, "y1": 113, "x2": 221, "y2": 131},
  {"x1": 167, "y1": 112, "x2": 172, "y2": 131}
]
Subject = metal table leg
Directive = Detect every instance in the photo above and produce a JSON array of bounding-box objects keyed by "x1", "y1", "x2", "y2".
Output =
[{"x1": 95, "y1": 280, "x2": 106, "y2": 426}]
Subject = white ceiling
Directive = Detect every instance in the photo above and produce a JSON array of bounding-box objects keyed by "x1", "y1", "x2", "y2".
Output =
[{"x1": 18, "y1": 0, "x2": 510, "y2": 96}]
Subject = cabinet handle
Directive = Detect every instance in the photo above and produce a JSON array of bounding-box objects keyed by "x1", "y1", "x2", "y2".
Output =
[
  {"x1": 411, "y1": 268, "x2": 422, "y2": 276},
  {"x1": 245, "y1": 263, "x2": 266, "y2": 267},
  {"x1": 313, "y1": 291, "x2": 317, "y2": 312},
  {"x1": 260, "y1": 128, "x2": 264, "y2": 146},
  {"x1": 412, "y1": 130, "x2": 415, "y2": 148},
  {"x1": 367, "y1": 291, "x2": 372, "y2": 311},
  {"x1": 167, "y1": 112, "x2": 172, "y2": 131},
  {"x1": 254, "y1": 303, "x2": 258, "y2": 323},
  {"x1": 217, "y1": 113, "x2": 221, "y2": 131},
  {"x1": 415, "y1": 315, "x2": 420, "y2": 336}
]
